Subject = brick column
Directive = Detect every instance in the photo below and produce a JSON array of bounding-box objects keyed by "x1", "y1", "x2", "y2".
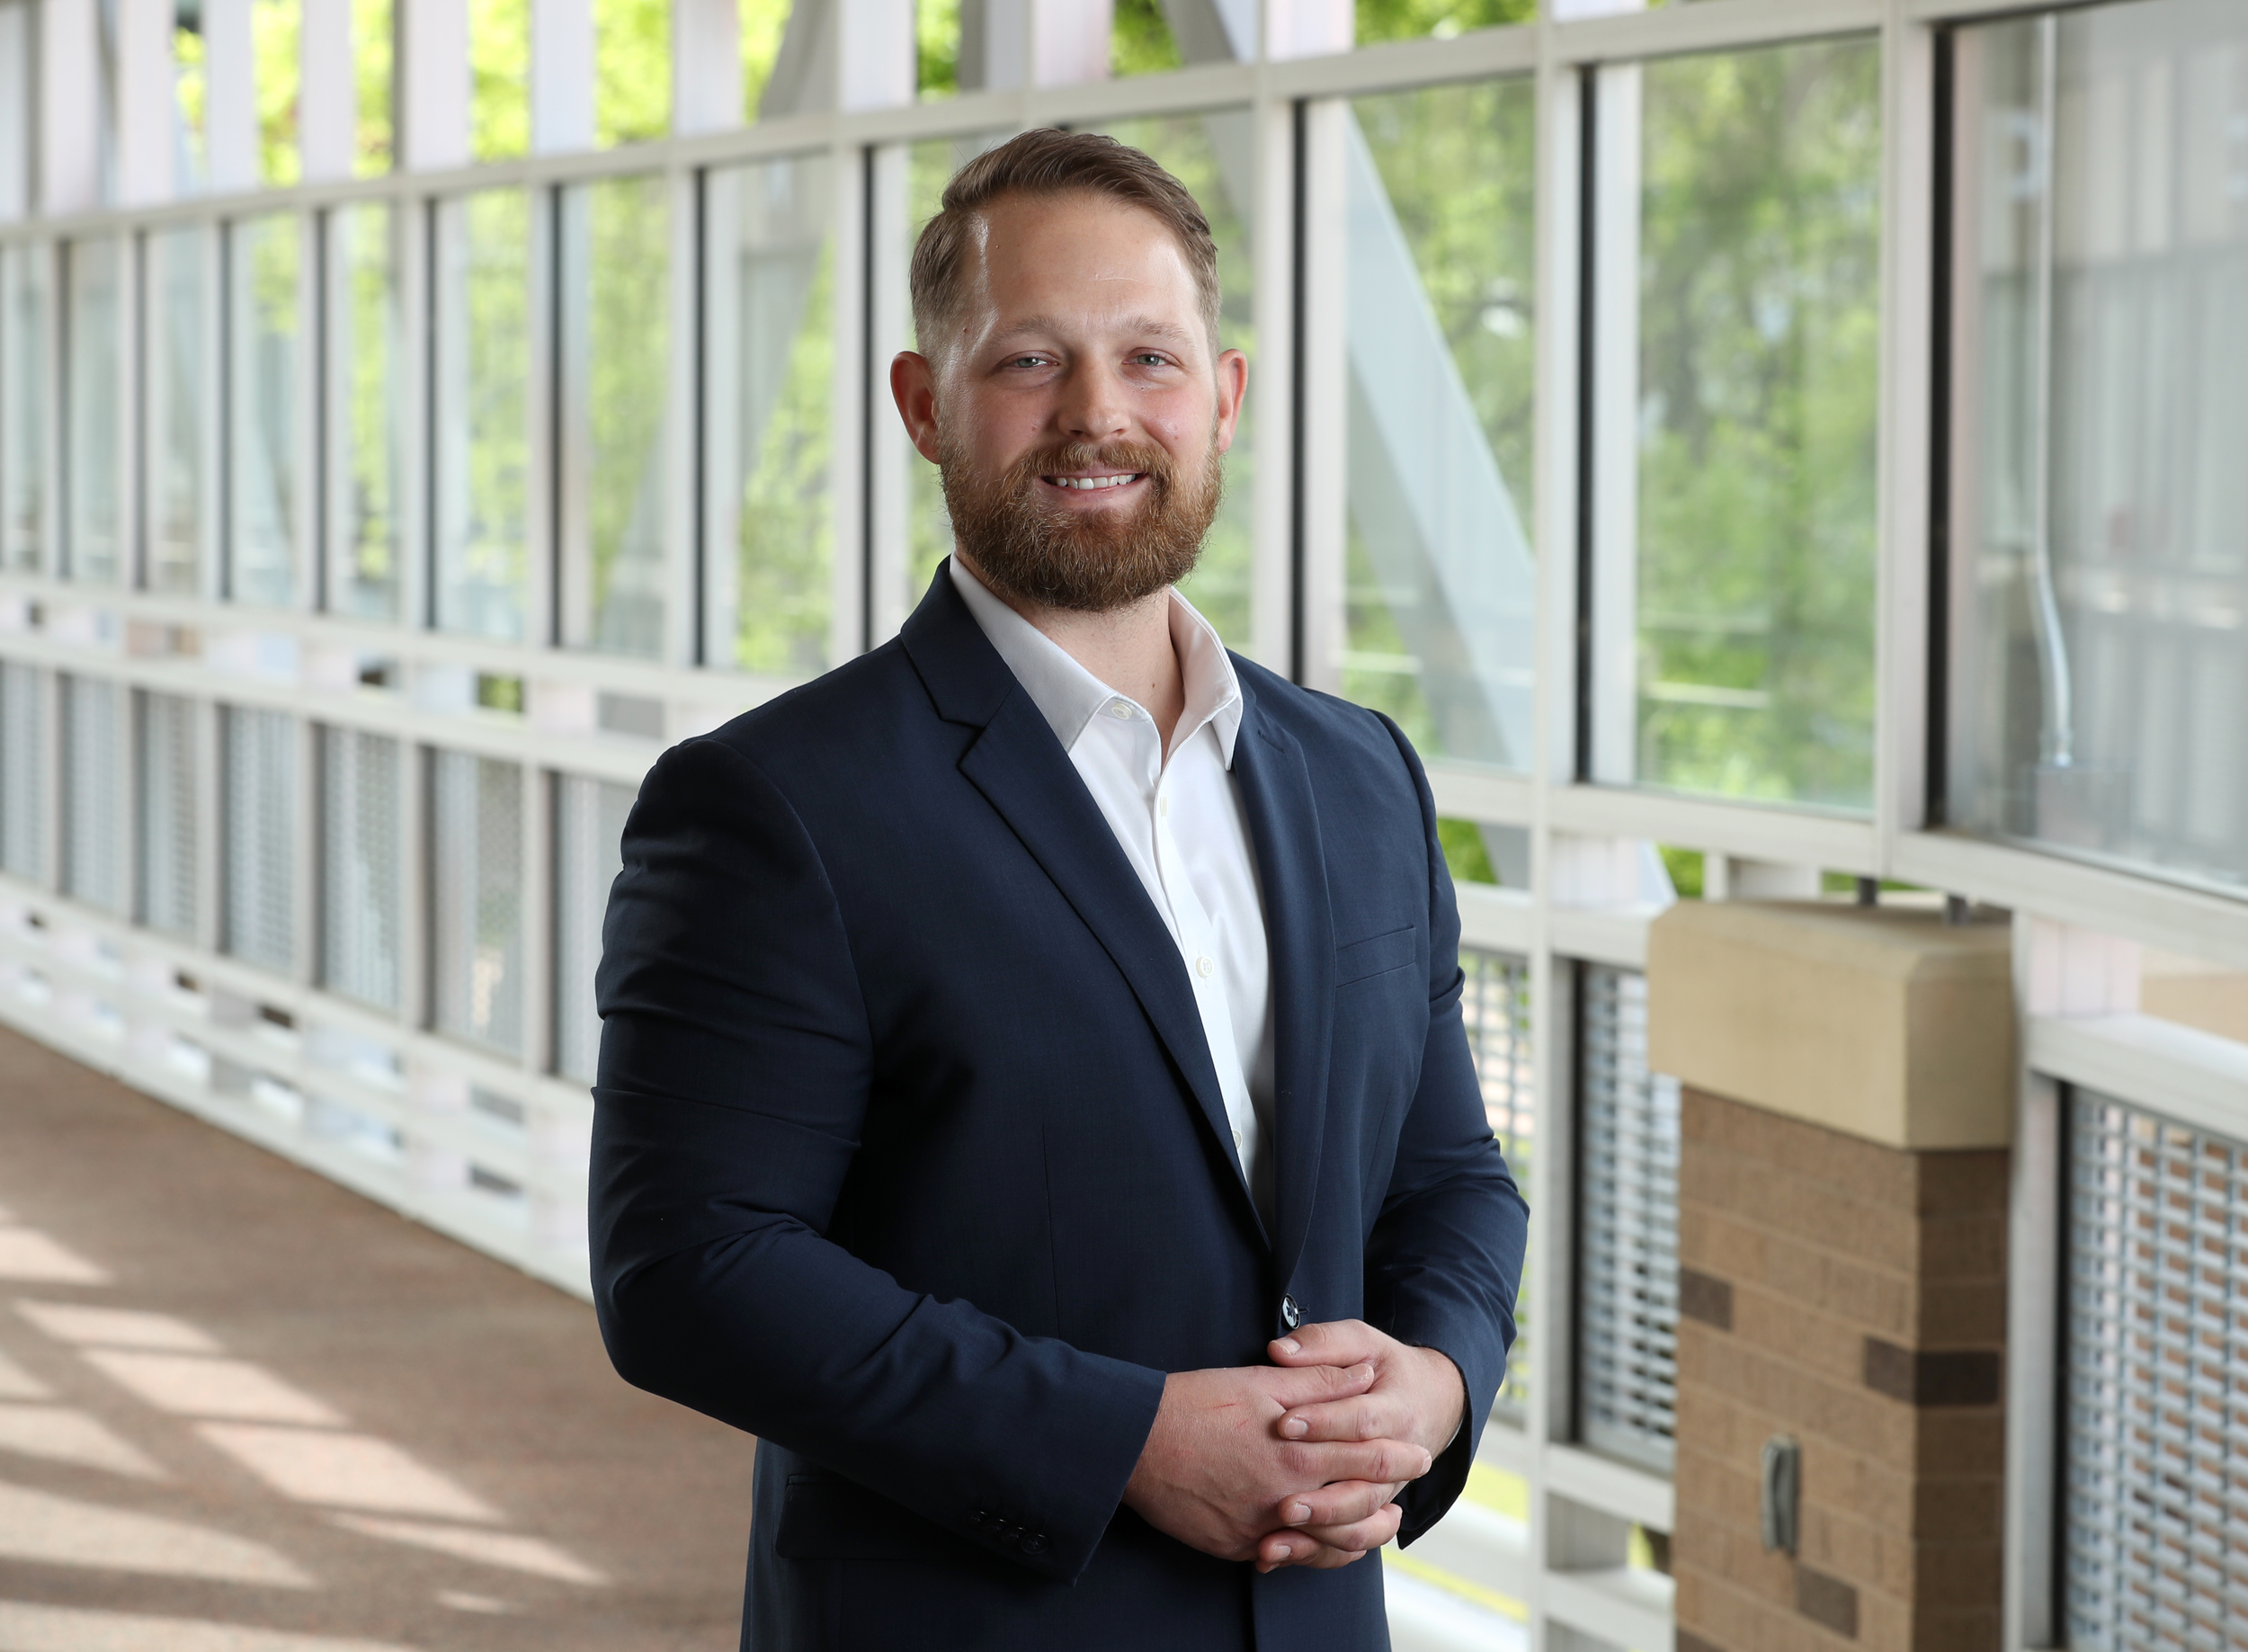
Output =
[{"x1": 1646, "y1": 901, "x2": 2014, "y2": 1652}]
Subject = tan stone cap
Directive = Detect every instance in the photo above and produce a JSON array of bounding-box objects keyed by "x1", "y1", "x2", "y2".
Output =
[{"x1": 1646, "y1": 900, "x2": 2015, "y2": 1150}]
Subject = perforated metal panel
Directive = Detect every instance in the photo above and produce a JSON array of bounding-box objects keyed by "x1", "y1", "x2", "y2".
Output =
[
  {"x1": 319, "y1": 726, "x2": 400, "y2": 1011},
  {"x1": 1462, "y1": 946, "x2": 1533, "y2": 1418},
  {"x1": 553, "y1": 773, "x2": 634, "y2": 1083},
  {"x1": 136, "y1": 691, "x2": 198, "y2": 938},
  {"x1": 60, "y1": 675, "x2": 123, "y2": 913},
  {"x1": 2064, "y1": 1090, "x2": 2248, "y2": 1652},
  {"x1": 221, "y1": 706, "x2": 296, "y2": 972},
  {"x1": 1, "y1": 662, "x2": 47, "y2": 882},
  {"x1": 430, "y1": 749, "x2": 524, "y2": 1055},
  {"x1": 1576, "y1": 962, "x2": 1680, "y2": 1471}
]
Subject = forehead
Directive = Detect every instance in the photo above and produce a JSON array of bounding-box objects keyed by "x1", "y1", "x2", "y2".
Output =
[{"x1": 961, "y1": 191, "x2": 1203, "y2": 326}]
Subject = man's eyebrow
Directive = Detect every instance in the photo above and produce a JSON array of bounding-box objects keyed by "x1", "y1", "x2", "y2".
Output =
[{"x1": 986, "y1": 315, "x2": 1199, "y2": 348}]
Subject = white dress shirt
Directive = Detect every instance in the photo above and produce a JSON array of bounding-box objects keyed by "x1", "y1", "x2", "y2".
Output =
[{"x1": 951, "y1": 561, "x2": 1277, "y2": 1227}]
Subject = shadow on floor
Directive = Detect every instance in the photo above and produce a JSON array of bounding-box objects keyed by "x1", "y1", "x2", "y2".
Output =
[{"x1": 0, "y1": 1024, "x2": 756, "y2": 1651}]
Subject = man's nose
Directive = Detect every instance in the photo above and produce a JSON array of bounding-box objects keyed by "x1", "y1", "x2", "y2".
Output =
[{"x1": 1057, "y1": 362, "x2": 1130, "y2": 442}]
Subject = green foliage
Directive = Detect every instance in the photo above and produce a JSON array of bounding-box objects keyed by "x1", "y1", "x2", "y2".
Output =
[
  {"x1": 1439, "y1": 818, "x2": 1499, "y2": 886},
  {"x1": 1112, "y1": 0, "x2": 1182, "y2": 76},
  {"x1": 1356, "y1": 0, "x2": 1533, "y2": 47},
  {"x1": 1657, "y1": 844, "x2": 1705, "y2": 899},
  {"x1": 476, "y1": 674, "x2": 526, "y2": 713},
  {"x1": 918, "y1": 0, "x2": 960, "y2": 97},
  {"x1": 596, "y1": 0, "x2": 670, "y2": 146},
  {"x1": 1635, "y1": 40, "x2": 1881, "y2": 810},
  {"x1": 254, "y1": 0, "x2": 299, "y2": 183},
  {"x1": 356, "y1": 0, "x2": 394, "y2": 174},
  {"x1": 472, "y1": 0, "x2": 531, "y2": 160},
  {"x1": 736, "y1": 246, "x2": 838, "y2": 674}
]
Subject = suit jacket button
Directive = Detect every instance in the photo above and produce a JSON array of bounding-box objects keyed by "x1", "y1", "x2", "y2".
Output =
[
  {"x1": 1280, "y1": 1295, "x2": 1302, "y2": 1332},
  {"x1": 1023, "y1": 1534, "x2": 1048, "y2": 1555}
]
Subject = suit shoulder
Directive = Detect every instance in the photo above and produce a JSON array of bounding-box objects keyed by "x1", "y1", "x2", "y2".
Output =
[
  {"x1": 1231, "y1": 654, "x2": 1420, "y2": 776},
  {"x1": 687, "y1": 641, "x2": 927, "y2": 773}
]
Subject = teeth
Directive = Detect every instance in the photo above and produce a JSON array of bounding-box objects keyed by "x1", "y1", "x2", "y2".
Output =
[{"x1": 1050, "y1": 473, "x2": 1137, "y2": 490}]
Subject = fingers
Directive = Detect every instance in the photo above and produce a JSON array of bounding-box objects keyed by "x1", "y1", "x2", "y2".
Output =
[
  {"x1": 1274, "y1": 1477, "x2": 1397, "y2": 1533},
  {"x1": 1258, "y1": 1360, "x2": 1378, "y2": 1412},
  {"x1": 1276, "y1": 1391, "x2": 1410, "y2": 1444},
  {"x1": 1254, "y1": 1502, "x2": 1404, "y2": 1571},
  {"x1": 1268, "y1": 1318, "x2": 1387, "y2": 1370},
  {"x1": 1283, "y1": 1436, "x2": 1432, "y2": 1488}
]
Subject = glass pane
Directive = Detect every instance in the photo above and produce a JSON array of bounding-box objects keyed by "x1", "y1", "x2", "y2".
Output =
[
  {"x1": 222, "y1": 706, "x2": 298, "y2": 974},
  {"x1": 228, "y1": 214, "x2": 304, "y2": 608},
  {"x1": 435, "y1": 190, "x2": 533, "y2": 640},
  {"x1": 1627, "y1": 40, "x2": 1882, "y2": 808},
  {"x1": 138, "y1": 690, "x2": 199, "y2": 939},
  {"x1": 147, "y1": 228, "x2": 208, "y2": 596},
  {"x1": 1343, "y1": 80, "x2": 1538, "y2": 769},
  {"x1": 1949, "y1": 3, "x2": 2248, "y2": 894},
  {"x1": 1460, "y1": 948, "x2": 1532, "y2": 1420},
  {"x1": 1082, "y1": 111, "x2": 1256, "y2": 647},
  {"x1": 706, "y1": 152, "x2": 836, "y2": 676},
  {"x1": 554, "y1": 773, "x2": 634, "y2": 1081},
  {"x1": 1, "y1": 243, "x2": 48, "y2": 574},
  {"x1": 61, "y1": 676, "x2": 124, "y2": 912},
  {"x1": 898, "y1": 130, "x2": 1012, "y2": 625},
  {"x1": 65, "y1": 238, "x2": 123, "y2": 585},
  {"x1": 332, "y1": 204, "x2": 403, "y2": 621},
  {"x1": 0, "y1": 664, "x2": 46, "y2": 882},
  {"x1": 320, "y1": 727, "x2": 401, "y2": 1012},
  {"x1": 431, "y1": 750, "x2": 524, "y2": 1055},
  {"x1": 564, "y1": 174, "x2": 667, "y2": 657},
  {"x1": 1357, "y1": 0, "x2": 1534, "y2": 48}
]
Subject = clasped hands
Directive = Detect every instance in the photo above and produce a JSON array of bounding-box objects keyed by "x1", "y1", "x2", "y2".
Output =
[{"x1": 1121, "y1": 1320, "x2": 1464, "y2": 1574}]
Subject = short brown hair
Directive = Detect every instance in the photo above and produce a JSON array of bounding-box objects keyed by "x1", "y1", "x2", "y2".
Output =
[{"x1": 908, "y1": 129, "x2": 1222, "y2": 364}]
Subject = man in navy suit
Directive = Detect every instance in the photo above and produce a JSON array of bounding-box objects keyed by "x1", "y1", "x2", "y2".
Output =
[{"x1": 592, "y1": 129, "x2": 1527, "y2": 1650}]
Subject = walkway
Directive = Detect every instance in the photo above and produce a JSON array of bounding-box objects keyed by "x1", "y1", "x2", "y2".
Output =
[{"x1": 0, "y1": 1024, "x2": 756, "y2": 1651}]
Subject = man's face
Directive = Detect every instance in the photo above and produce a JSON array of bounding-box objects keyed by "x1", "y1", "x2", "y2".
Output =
[{"x1": 892, "y1": 190, "x2": 1248, "y2": 612}]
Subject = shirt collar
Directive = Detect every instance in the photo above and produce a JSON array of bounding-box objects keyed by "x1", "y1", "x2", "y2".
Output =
[{"x1": 949, "y1": 558, "x2": 1243, "y2": 767}]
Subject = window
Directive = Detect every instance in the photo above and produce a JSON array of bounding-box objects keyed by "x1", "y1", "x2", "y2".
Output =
[
  {"x1": 137, "y1": 691, "x2": 199, "y2": 939},
  {"x1": 553, "y1": 773, "x2": 635, "y2": 1081},
  {"x1": 330, "y1": 204, "x2": 404, "y2": 621},
  {"x1": 430, "y1": 750, "x2": 525, "y2": 1054},
  {"x1": 320, "y1": 728, "x2": 402, "y2": 1011},
  {"x1": 1947, "y1": 1, "x2": 2248, "y2": 895},
  {"x1": 222, "y1": 707, "x2": 298, "y2": 972},
  {"x1": 1594, "y1": 40, "x2": 1882, "y2": 809},
  {"x1": 64, "y1": 237, "x2": 122, "y2": 585},
  {"x1": 227, "y1": 215, "x2": 306, "y2": 608},
  {"x1": 435, "y1": 190, "x2": 535, "y2": 640},
  {"x1": 1340, "y1": 78, "x2": 1538, "y2": 768},
  {"x1": 0, "y1": 242, "x2": 46, "y2": 575},
  {"x1": 0, "y1": 662, "x2": 45, "y2": 882},
  {"x1": 60, "y1": 676, "x2": 123, "y2": 913},
  {"x1": 1462, "y1": 946, "x2": 1534, "y2": 1419},
  {"x1": 147, "y1": 228, "x2": 209, "y2": 596}
]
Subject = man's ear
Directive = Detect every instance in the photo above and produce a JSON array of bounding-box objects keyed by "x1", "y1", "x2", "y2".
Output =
[
  {"x1": 1212, "y1": 347, "x2": 1249, "y2": 458},
  {"x1": 891, "y1": 351, "x2": 945, "y2": 465}
]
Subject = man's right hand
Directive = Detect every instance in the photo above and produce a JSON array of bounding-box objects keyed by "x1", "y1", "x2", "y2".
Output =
[{"x1": 1121, "y1": 1364, "x2": 1434, "y2": 1569}]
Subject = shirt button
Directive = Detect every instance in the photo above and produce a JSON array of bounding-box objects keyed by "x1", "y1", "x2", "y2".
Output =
[
  {"x1": 1159, "y1": 795, "x2": 1170, "y2": 817},
  {"x1": 1107, "y1": 700, "x2": 1133, "y2": 719},
  {"x1": 1195, "y1": 956, "x2": 1215, "y2": 979}
]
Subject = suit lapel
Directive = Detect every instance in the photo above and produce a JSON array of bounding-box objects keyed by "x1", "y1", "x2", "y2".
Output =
[
  {"x1": 903, "y1": 567, "x2": 1262, "y2": 1238},
  {"x1": 1230, "y1": 690, "x2": 1335, "y2": 1293}
]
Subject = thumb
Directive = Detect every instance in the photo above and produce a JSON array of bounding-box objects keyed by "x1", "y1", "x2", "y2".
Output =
[{"x1": 1264, "y1": 1360, "x2": 1378, "y2": 1409}]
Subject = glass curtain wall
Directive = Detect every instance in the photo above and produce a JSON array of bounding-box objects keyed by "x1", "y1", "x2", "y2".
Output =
[
  {"x1": 319, "y1": 728, "x2": 402, "y2": 1011},
  {"x1": 1949, "y1": 1, "x2": 2248, "y2": 895},
  {"x1": 221, "y1": 707, "x2": 298, "y2": 972},
  {"x1": 147, "y1": 228, "x2": 209, "y2": 595},
  {"x1": 430, "y1": 750, "x2": 524, "y2": 1054},
  {"x1": 435, "y1": 191, "x2": 535, "y2": 640},
  {"x1": 0, "y1": 244, "x2": 46, "y2": 573},
  {"x1": 553, "y1": 773, "x2": 633, "y2": 1082},
  {"x1": 65, "y1": 238, "x2": 123, "y2": 585},
  {"x1": 331, "y1": 204, "x2": 405, "y2": 621},
  {"x1": 1602, "y1": 40, "x2": 1882, "y2": 809},
  {"x1": 228, "y1": 215, "x2": 306, "y2": 608},
  {"x1": 137, "y1": 691, "x2": 199, "y2": 939},
  {"x1": 706, "y1": 152, "x2": 837, "y2": 676},
  {"x1": 561, "y1": 174, "x2": 667, "y2": 658},
  {"x1": 1343, "y1": 79, "x2": 1537, "y2": 771},
  {"x1": 60, "y1": 676, "x2": 124, "y2": 912}
]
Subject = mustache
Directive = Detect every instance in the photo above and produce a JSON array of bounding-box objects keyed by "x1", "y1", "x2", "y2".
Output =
[{"x1": 1007, "y1": 439, "x2": 1174, "y2": 492}]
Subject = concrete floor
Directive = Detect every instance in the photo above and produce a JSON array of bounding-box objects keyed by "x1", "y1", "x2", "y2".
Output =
[{"x1": 0, "y1": 1023, "x2": 758, "y2": 1652}]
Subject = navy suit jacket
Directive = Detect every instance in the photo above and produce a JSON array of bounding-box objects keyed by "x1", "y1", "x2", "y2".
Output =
[{"x1": 591, "y1": 567, "x2": 1527, "y2": 1651}]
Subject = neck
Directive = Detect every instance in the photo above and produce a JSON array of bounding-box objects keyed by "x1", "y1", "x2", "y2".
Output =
[{"x1": 956, "y1": 551, "x2": 1186, "y2": 748}]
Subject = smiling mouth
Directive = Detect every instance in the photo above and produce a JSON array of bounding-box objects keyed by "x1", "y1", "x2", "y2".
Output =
[{"x1": 1044, "y1": 472, "x2": 1144, "y2": 492}]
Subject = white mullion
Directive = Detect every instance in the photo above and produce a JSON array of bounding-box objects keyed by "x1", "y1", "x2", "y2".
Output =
[
  {"x1": 397, "y1": 736, "x2": 428, "y2": 1033},
  {"x1": 397, "y1": 196, "x2": 433, "y2": 630},
  {"x1": 1293, "y1": 98, "x2": 1345, "y2": 697},
  {"x1": 2001, "y1": 1070, "x2": 2062, "y2": 1652},
  {"x1": 200, "y1": 221, "x2": 226, "y2": 604},
  {"x1": 299, "y1": 0, "x2": 358, "y2": 186},
  {"x1": 519, "y1": 763, "x2": 553, "y2": 1076},
  {"x1": 1872, "y1": 1, "x2": 1938, "y2": 866},
  {"x1": 292, "y1": 710, "x2": 317, "y2": 984},
  {"x1": 1550, "y1": 0, "x2": 1883, "y2": 68},
  {"x1": 1585, "y1": 62, "x2": 1639, "y2": 790},
  {"x1": 826, "y1": 142, "x2": 870, "y2": 667},
  {"x1": 662, "y1": 164, "x2": 699, "y2": 668},
  {"x1": 194, "y1": 696, "x2": 222, "y2": 953},
  {"x1": 297, "y1": 211, "x2": 323, "y2": 615},
  {"x1": 397, "y1": 0, "x2": 472, "y2": 174},
  {"x1": 38, "y1": 0, "x2": 102, "y2": 217},
  {"x1": 863, "y1": 139, "x2": 912, "y2": 647},
  {"x1": 118, "y1": 231, "x2": 147, "y2": 593},
  {"x1": 1245, "y1": 91, "x2": 1295, "y2": 676},
  {"x1": 115, "y1": 0, "x2": 177, "y2": 210},
  {"x1": 202, "y1": 0, "x2": 259, "y2": 195},
  {"x1": 527, "y1": 189, "x2": 561, "y2": 648},
  {"x1": 531, "y1": 0, "x2": 597, "y2": 158}
]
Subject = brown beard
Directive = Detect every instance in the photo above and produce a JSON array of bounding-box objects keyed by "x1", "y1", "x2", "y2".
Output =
[{"x1": 937, "y1": 429, "x2": 1223, "y2": 613}]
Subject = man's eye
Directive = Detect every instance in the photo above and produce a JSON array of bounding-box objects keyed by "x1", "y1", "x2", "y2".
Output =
[
  {"x1": 1132, "y1": 353, "x2": 1169, "y2": 367},
  {"x1": 1009, "y1": 355, "x2": 1049, "y2": 369}
]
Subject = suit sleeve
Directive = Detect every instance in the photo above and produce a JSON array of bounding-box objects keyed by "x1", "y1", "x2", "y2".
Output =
[
  {"x1": 1362, "y1": 715, "x2": 1530, "y2": 1546},
  {"x1": 589, "y1": 736, "x2": 1164, "y2": 1584}
]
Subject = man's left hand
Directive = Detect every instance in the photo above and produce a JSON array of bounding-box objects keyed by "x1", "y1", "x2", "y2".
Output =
[{"x1": 1253, "y1": 1320, "x2": 1466, "y2": 1572}]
